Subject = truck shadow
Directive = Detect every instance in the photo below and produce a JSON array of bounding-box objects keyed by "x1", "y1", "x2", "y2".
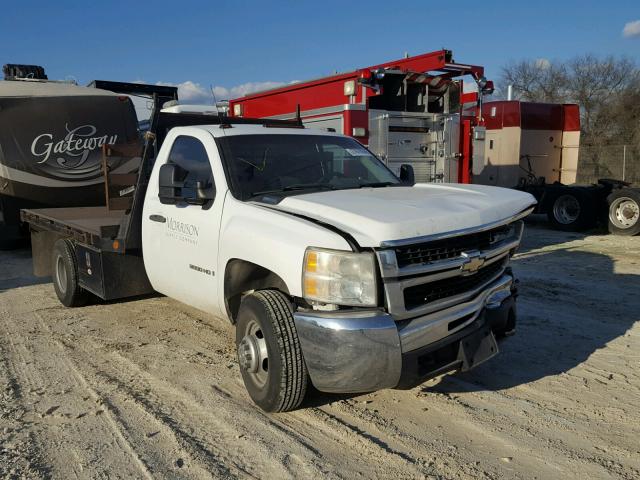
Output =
[
  {"x1": 0, "y1": 247, "x2": 50, "y2": 292},
  {"x1": 0, "y1": 247, "x2": 162, "y2": 302},
  {"x1": 422, "y1": 247, "x2": 640, "y2": 394},
  {"x1": 300, "y1": 386, "x2": 363, "y2": 409},
  {"x1": 522, "y1": 215, "x2": 607, "y2": 251}
]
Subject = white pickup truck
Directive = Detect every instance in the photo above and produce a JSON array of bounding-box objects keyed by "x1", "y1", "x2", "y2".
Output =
[{"x1": 22, "y1": 110, "x2": 536, "y2": 412}]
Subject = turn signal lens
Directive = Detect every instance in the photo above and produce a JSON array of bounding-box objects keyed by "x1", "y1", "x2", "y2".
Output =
[
  {"x1": 305, "y1": 250, "x2": 318, "y2": 272},
  {"x1": 304, "y1": 277, "x2": 318, "y2": 296}
]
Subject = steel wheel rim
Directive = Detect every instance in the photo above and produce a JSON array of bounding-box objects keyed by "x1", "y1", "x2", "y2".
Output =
[
  {"x1": 238, "y1": 319, "x2": 269, "y2": 388},
  {"x1": 553, "y1": 195, "x2": 580, "y2": 224},
  {"x1": 55, "y1": 255, "x2": 67, "y2": 294},
  {"x1": 610, "y1": 197, "x2": 639, "y2": 229}
]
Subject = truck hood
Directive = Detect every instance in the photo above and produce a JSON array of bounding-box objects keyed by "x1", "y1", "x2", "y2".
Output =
[{"x1": 267, "y1": 184, "x2": 536, "y2": 247}]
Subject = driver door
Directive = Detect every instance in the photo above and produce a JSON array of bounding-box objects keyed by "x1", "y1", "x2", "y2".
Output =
[{"x1": 143, "y1": 132, "x2": 223, "y2": 314}]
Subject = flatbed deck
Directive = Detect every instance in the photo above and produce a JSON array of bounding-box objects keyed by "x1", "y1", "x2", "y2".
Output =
[
  {"x1": 21, "y1": 206, "x2": 125, "y2": 246},
  {"x1": 20, "y1": 205, "x2": 151, "y2": 298}
]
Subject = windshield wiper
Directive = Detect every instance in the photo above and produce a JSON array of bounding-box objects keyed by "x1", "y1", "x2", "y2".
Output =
[
  {"x1": 283, "y1": 183, "x2": 336, "y2": 192},
  {"x1": 250, "y1": 183, "x2": 336, "y2": 198},
  {"x1": 357, "y1": 181, "x2": 396, "y2": 188}
]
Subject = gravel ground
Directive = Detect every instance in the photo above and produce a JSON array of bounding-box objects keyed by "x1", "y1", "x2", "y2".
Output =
[{"x1": 0, "y1": 220, "x2": 639, "y2": 479}]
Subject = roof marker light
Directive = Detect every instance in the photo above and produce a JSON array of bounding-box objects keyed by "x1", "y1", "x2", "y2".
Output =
[{"x1": 343, "y1": 80, "x2": 356, "y2": 96}]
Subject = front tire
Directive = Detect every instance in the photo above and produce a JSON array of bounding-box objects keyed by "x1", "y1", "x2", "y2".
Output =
[
  {"x1": 52, "y1": 239, "x2": 90, "y2": 307},
  {"x1": 607, "y1": 189, "x2": 640, "y2": 236},
  {"x1": 236, "y1": 290, "x2": 308, "y2": 412}
]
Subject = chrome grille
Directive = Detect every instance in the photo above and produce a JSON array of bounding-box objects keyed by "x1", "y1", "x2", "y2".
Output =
[
  {"x1": 378, "y1": 220, "x2": 525, "y2": 321},
  {"x1": 394, "y1": 224, "x2": 514, "y2": 268},
  {"x1": 403, "y1": 260, "x2": 505, "y2": 311}
]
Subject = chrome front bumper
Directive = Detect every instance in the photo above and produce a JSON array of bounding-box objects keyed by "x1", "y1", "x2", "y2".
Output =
[{"x1": 293, "y1": 273, "x2": 515, "y2": 393}]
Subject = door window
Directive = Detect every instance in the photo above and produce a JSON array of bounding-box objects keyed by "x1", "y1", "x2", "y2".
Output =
[{"x1": 165, "y1": 136, "x2": 214, "y2": 201}]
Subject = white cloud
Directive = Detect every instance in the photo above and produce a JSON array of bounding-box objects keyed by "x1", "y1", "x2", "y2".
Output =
[
  {"x1": 158, "y1": 80, "x2": 294, "y2": 104},
  {"x1": 535, "y1": 58, "x2": 551, "y2": 69},
  {"x1": 155, "y1": 80, "x2": 213, "y2": 104},
  {"x1": 211, "y1": 81, "x2": 289, "y2": 101},
  {"x1": 623, "y1": 20, "x2": 640, "y2": 38},
  {"x1": 130, "y1": 80, "x2": 293, "y2": 120}
]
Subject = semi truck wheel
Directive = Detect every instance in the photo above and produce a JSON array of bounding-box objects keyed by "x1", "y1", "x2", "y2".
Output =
[
  {"x1": 607, "y1": 189, "x2": 640, "y2": 236},
  {"x1": 52, "y1": 239, "x2": 90, "y2": 307},
  {"x1": 547, "y1": 191, "x2": 594, "y2": 232},
  {"x1": 236, "y1": 290, "x2": 308, "y2": 412}
]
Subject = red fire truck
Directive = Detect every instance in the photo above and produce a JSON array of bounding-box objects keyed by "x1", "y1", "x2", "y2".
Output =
[{"x1": 229, "y1": 50, "x2": 639, "y2": 235}]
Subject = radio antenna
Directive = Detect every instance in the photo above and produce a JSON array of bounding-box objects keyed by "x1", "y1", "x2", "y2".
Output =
[{"x1": 210, "y1": 84, "x2": 218, "y2": 106}]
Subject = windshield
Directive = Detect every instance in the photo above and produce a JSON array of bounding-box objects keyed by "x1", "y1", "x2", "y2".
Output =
[{"x1": 216, "y1": 134, "x2": 400, "y2": 200}]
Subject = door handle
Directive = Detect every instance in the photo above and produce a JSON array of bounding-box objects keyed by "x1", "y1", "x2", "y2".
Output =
[{"x1": 149, "y1": 214, "x2": 166, "y2": 223}]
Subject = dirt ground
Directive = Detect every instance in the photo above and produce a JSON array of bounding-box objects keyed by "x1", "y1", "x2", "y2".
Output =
[{"x1": 1, "y1": 219, "x2": 639, "y2": 480}]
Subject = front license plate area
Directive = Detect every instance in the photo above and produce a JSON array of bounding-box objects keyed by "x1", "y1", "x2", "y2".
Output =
[{"x1": 457, "y1": 327, "x2": 499, "y2": 371}]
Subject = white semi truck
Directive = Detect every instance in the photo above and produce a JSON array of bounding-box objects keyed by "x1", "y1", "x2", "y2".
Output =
[{"x1": 22, "y1": 108, "x2": 536, "y2": 412}]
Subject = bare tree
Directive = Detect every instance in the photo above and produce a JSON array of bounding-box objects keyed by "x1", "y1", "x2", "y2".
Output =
[
  {"x1": 568, "y1": 55, "x2": 637, "y2": 136},
  {"x1": 499, "y1": 58, "x2": 568, "y2": 103}
]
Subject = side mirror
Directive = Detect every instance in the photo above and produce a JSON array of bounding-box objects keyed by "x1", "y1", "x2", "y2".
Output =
[
  {"x1": 158, "y1": 163, "x2": 187, "y2": 204},
  {"x1": 399, "y1": 164, "x2": 415, "y2": 185}
]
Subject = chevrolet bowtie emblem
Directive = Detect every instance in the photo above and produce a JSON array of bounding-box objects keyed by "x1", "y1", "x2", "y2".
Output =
[{"x1": 460, "y1": 251, "x2": 485, "y2": 274}]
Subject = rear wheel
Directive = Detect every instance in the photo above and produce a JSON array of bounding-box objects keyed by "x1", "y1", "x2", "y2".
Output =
[
  {"x1": 607, "y1": 189, "x2": 640, "y2": 236},
  {"x1": 236, "y1": 290, "x2": 308, "y2": 412},
  {"x1": 52, "y1": 239, "x2": 91, "y2": 307},
  {"x1": 547, "y1": 191, "x2": 595, "y2": 231}
]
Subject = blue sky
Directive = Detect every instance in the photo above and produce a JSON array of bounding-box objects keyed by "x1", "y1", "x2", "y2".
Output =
[{"x1": 1, "y1": 0, "x2": 638, "y2": 105}]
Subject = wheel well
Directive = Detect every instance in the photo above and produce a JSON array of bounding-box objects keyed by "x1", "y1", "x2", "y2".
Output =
[{"x1": 224, "y1": 259, "x2": 290, "y2": 323}]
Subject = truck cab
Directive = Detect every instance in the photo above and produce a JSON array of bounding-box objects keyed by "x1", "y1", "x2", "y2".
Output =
[{"x1": 23, "y1": 116, "x2": 536, "y2": 412}]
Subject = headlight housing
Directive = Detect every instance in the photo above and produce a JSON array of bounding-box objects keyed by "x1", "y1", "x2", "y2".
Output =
[{"x1": 302, "y1": 247, "x2": 377, "y2": 307}]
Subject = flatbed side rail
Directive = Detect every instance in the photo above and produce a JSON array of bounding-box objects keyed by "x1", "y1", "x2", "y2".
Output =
[
  {"x1": 21, "y1": 210, "x2": 89, "y2": 245},
  {"x1": 20, "y1": 209, "x2": 115, "y2": 249}
]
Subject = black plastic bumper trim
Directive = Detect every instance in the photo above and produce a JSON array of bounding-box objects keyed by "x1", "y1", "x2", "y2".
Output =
[{"x1": 395, "y1": 294, "x2": 517, "y2": 389}]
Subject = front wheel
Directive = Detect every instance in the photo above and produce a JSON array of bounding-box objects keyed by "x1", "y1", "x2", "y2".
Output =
[
  {"x1": 607, "y1": 189, "x2": 640, "y2": 236},
  {"x1": 236, "y1": 290, "x2": 308, "y2": 412}
]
